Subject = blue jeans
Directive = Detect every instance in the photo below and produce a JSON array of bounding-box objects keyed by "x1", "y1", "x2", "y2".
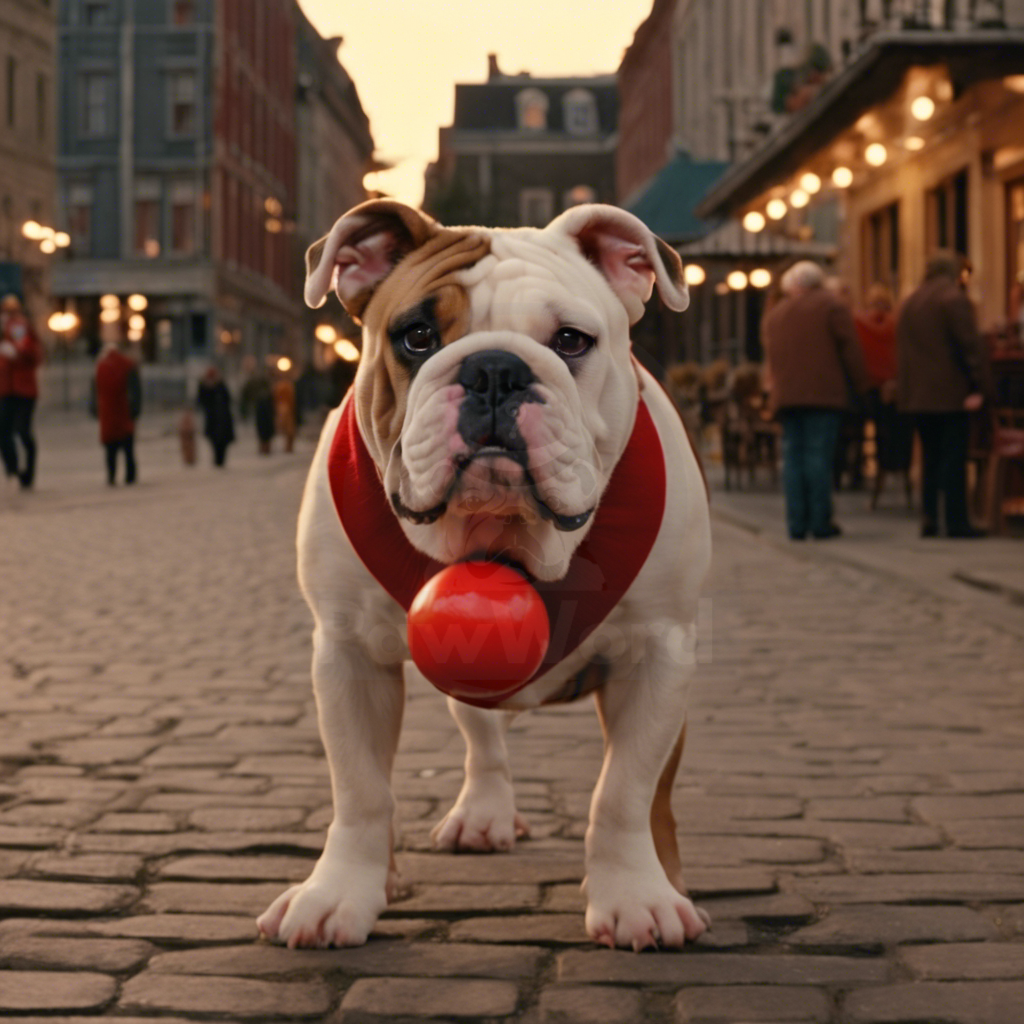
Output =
[{"x1": 779, "y1": 409, "x2": 841, "y2": 538}]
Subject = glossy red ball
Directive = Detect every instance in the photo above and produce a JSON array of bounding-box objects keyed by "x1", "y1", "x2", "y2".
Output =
[{"x1": 407, "y1": 561, "x2": 550, "y2": 703}]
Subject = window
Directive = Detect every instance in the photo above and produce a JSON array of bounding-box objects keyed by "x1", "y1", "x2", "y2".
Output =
[
  {"x1": 928, "y1": 169, "x2": 969, "y2": 257},
  {"x1": 863, "y1": 201, "x2": 900, "y2": 296},
  {"x1": 79, "y1": 72, "x2": 113, "y2": 137},
  {"x1": 67, "y1": 183, "x2": 93, "y2": 254},
  {"x1": 36, "y1": 73, "x2": 47, "y2": 141},
  {"x1": 6, "y1": 57, "x2": 15, "y2": 128},
  {"x1": 170, "y1": 180, "x2": 196, "y2": 254},
  {"x1": 562, "y1": 89, "x2": 598, "y2": 136},
  {"x1": 167, "y1": 71, "x2": 196, "y2": 136},
  {"x1": 171, "y1": 0, "x2": 196, "y2": 25},
  {"x1": 134, "y1": 178, "x2": 162, "y2": 258},
  {"x1": 516, "y1": 88, "x2": 549, "y2": 131},
  {"x1": 519, "y1": 188, "x2": 554, "y2": 228},
  {"x1": 82, "y1": 0, "x2": 113, "y2": 26}
]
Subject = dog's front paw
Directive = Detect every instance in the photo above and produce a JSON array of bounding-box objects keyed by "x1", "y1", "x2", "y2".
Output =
[
  {"x1": 583, "y1": 867, "x2": 710, "y2": 951},
  {"x1": 257, "y1": 875, "x2": 386, "y2": 949},
  {"x1": 431, "y1": 773, "x2": 530, "y2": 853}
]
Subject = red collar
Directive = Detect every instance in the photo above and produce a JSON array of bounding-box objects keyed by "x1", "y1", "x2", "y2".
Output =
[{"x1": 328, "y1": 395, "x2": 666, "y2": 695}]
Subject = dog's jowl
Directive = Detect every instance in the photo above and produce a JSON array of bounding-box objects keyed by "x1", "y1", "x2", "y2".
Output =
[{"x1": 256, "y1": 200, "x2": 712, "y2": 951}]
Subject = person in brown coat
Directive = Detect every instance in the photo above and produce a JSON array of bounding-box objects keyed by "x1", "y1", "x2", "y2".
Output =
[
  {"x1": 897, "y1": 252, "x2": 992, "y2": 538},
  {"x1": 763, "y1": 261, "x2": 869, "y2": 540},
  {"x1": 93, "y1": 340, "x2": 141, "y2": 486}
]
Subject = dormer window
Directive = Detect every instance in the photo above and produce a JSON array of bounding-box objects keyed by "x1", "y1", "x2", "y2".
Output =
[
  {"x1": 563, "y1": 89, "x2": 597, "y2": 136},
  {"x1": 516, "y1": 88, "x2": 549, "y2": 131}
]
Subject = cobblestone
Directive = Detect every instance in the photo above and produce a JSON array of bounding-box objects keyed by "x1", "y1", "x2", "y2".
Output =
[{"x1": 1, "y1": 414, "x2": 1023, "y2": 1021}]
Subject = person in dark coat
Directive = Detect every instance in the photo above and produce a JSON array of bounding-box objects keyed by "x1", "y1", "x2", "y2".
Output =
[
  {"x1": 94, "y1": 340, "x2": 141, "y2": 486},
  {"x1": 897, "y1": 251, "x2": 993, "y2": 538},
  {"x1": 196, "y1": 366, "x2": 236, "y2": 467},
  {"x1": 240, "y1": 364, "x2": 275, "y2": 454},
  {"x1": 763, "y1": 261, "x2": 870, "y2": 540},
  {"x1": 0, "y1": 294, "x2": 43, "y2": 489}
]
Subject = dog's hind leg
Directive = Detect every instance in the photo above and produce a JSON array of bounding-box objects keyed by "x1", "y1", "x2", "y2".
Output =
[{"x1": 431, "y1": 698, "x2": 530, "y2": 853}]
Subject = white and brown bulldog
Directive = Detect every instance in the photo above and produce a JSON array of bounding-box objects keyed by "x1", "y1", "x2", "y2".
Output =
[{"x1": 257, "y1": 200, "x2": 711, "y2": 951}]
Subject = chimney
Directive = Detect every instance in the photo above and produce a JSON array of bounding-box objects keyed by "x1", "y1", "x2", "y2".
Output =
[{"x1": 488, "y1": 53, "x2": 502, "y2": 79}]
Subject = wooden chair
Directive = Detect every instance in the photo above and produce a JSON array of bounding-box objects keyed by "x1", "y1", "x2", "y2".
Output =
[{"x1": 981, "y1": 408, "x2": 1024, "y2": 534}]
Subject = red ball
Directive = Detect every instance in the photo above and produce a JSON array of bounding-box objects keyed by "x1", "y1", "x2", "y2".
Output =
[{"x1": 408, "y1": 561, "x2": 550, "y2": 703}]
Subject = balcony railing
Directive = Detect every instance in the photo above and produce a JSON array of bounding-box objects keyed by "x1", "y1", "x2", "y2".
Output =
[{"x1": 858, "y1": 0, "x2": 1007, "y2": 32}]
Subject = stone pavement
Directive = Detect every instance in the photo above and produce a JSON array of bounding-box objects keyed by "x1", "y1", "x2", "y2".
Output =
[{"x1": 1, "y1": 411, "x2": 1023, "y2": 1023}]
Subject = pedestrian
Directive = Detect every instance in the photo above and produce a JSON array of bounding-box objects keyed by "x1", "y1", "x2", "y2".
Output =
[
  {"x1": 273, "y1": 370, "x2": 296, "y2": 453},
  {"x1": 854, "y1": 283, "x2": 914, "y2": 508},
  {"x1": 196, "y1": 365, "x2": 235, "y2": 467},
  {"x1": 762, "y1": 261, "x2": 870, "y2": 540},
  {"x1": 93, "y1": 339, "x2": 141, "y2": 486},
  {"x1": 896, "y1": 251, "x2": 992, "y2": 538},
  {"x1": 0, "y1": 294, "x2": 43, "y2": 490},
  {"x1": 241, "y1": 363, "x2": 275, "y2": 454},
  {"x1": 826, "y1": 276, "x2": 865, "y2": 491}
]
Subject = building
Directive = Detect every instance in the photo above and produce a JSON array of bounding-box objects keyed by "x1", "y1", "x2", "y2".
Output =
[
  {"x1": 696, "y1": 0, "x2": 1024, "y2": 345},
  {"x1": 294, "y1": 10, "x2": 374, "y2": 376},
  {"x1": 0, "y1": 0, "x2": 57, "y2": 331},
  {"x1": 52, "y1": 0, "x2": 303, "y2": 394},
  {"x1": 424, "y1": 56, "x2": 618, "y2": 228}
]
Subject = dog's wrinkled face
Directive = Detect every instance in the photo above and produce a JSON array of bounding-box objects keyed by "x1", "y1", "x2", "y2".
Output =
[{"x1": 305, "y1": 201, "x2": 688, "y2": 581}]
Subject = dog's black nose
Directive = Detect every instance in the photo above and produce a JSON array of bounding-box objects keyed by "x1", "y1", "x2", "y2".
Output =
[
  {"x1": 456, "y1": 350, "x2": 534, "y2": 449},
  {"x1": 457, "y1": 350, "x2": 533, "y2": 406}
]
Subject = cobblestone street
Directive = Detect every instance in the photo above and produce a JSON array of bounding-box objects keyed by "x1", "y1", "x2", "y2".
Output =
[{"x1": 1, "y1": 413, "x2": 1023, "y2": 1023}]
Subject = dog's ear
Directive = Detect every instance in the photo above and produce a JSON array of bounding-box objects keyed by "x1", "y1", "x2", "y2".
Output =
[
  {"x1": 305, "y1": 200, "x2": 439, "y2": 319},
  {"x1": 546, "y1": 205, "x2": 688, "y2": 324}
]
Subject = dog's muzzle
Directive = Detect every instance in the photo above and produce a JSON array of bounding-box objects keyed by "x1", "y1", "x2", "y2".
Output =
[{"x1": 390, "y1": 348, "x2": 595, "y2": 533}]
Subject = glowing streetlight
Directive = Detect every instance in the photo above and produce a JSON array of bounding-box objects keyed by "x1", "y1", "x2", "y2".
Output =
[
  {"x1": 54, "y1": 232, "x2": 71, "y2": 248},
  {"x1": 766, "y1": 198, "x2": 788, "y2": 220},
  {"x1": 905, "y1": 136, "x2": 926, "y2": 152},
  {"x1": 47, "y1": 311, "x2": 79, "y2": 333},
  {"x1": 276, "y1": 356, "x2": 293, "y2": 373},
  {"x1": 742, "y1": 211, "x2": 766, "y2": 233},
  {"x1": 726, "y1": 270, "x2": 749, "y2": 291},
  {"x1": 128, "y1": 314, "x2": 146, "y2": 331},
  {"x1": 799, "y1": 172, "x2": 822, "y2": 195},
  {"x1": 749, "y1": 268, "x2": 772, "y2": 289},
  {"x1": 832, "y1": 166, "x2": 854, "y2": 188},
  {"x1": 127, "y1": 293, "x2": 148, "y2": 311},
  {"x1": 100, "y1": 294, "x2": 120, "y2": 309},
  {"x1": 683, "y1": 264, "x2": 707, "y2": 287},
  {"x1": 40, "y1": 238, "x2": 56, "y2": 254},
  {"x1": 22, "y1": 221, "x2": 44, "y2": 240},
  {"x1": 127, "y1": 328, "x2": 144, "y2": 343},
  {"x1": 790, "y1": 188, "x2": 810, "y2": 209},
  {"x1": 334, "y1": 339, "x2": 360, "y2": 362},
  {"x1": 315, "y1": 324, "x2": 338, "y2": 344},
  {"x1": 865, "y1": 143, "x2": 888, "y2": 167},
  {"x1": 100, "y1": 308, "x2": 121, "y2": 324},
  {"x1": 911, "y1": 96, "x2": 935, "y2": 121}
]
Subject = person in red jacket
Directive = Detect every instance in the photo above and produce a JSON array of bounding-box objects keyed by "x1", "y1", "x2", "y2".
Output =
[
  {"x1": 0, "y1": 294, "x2": 43, "y2": 489},
  {"x1": 93, "y1": 340, "x2": 141, "y2": 486}
]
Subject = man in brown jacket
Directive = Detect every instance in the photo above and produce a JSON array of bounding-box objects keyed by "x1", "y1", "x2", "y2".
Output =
[
  {"x1": 763, "y1": 261, "x2": 869, "y2": 540},
  {"x1": 897, "y1": 252, "x2": 991, "y2": 538}
]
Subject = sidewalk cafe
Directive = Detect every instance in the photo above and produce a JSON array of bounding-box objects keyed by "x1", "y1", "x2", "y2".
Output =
[{"x1": 696, "y1": 30, "x2": 1024, "y2": 534}]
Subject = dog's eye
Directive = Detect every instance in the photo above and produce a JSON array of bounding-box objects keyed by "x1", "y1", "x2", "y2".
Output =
[
  {"x1": 551, "y1": 327, "x2": 596, "y2": 359},
  {"x1": 400, "y1": 323, "x2": 441, "y2": 356}
]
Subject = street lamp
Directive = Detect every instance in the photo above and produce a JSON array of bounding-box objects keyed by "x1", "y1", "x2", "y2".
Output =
[
  {"x1": 47, "y1": 311, "x2": 80, "y2": 411},
  {"x1": 334, "y1": 339, "x2": 360, "y2": 363}
]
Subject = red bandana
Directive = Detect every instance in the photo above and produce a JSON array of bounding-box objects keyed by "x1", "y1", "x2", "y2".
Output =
[{"x1": 328, "y1": 395, "x2": 666, "y2": 698}]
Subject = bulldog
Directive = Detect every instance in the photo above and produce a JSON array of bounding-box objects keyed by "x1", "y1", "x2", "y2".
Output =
[{"x1": 257, "y1": 200, "x2": 711, "y2": 951}]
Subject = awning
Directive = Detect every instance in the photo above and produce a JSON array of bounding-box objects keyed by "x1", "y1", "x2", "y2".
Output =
[
  {"x1": 625, "y1": 151, "x2": 728, "y2": 243},
  {"x1": 676, "y1": 219, "x2": 836, "y2": 260},
  {"x1": 696, "y1": 30, "x2": 1024, "y2": 219}
]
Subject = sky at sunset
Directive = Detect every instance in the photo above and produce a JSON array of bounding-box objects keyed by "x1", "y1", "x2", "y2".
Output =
[{"x1": 297, "y1": 0, "x2": 654, "y2": 209}]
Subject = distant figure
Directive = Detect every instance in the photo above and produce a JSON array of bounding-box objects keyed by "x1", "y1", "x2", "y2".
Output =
[
  {"x1": 0, "y1": 294, "x2": 43, "y2": 489},
  {"x1": 241, "y1": 365, "x2": 275, "y2": 454},
  {"x1": 94, "y1": 340, "x2": 141, "y2": 486},
  {"x1": 196, "y1": 366, "x2": 236, "y2": 467},
  {"x1": 854, "y1": 284, "x2": 913, "y2": 508},
  {"x1": 897, "y1": 251, "x2": 992, "y2": 538},
  {"x1": 273, "y1": 372, "x2": 296, "y2": 453},
  {"x1": 763, "y1": 261, "x2": 869, "y2": 540},
  {"x1": 826, "y1": 276, "x2": 864, "y2": 491}
]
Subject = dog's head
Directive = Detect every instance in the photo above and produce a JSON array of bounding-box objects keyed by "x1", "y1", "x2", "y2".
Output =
[{"x1": 306, "y1": 200, "x2": 687, "y2": 581}]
